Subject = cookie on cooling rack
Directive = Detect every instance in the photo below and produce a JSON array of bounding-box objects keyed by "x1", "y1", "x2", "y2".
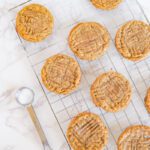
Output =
[
  {"x1": 68, "y1": 22, "x2": 110, "y2": 60},
  {"x1": 90, "y1": 0, "x2": 123, "y2": 10},
  {"x1": 41, "y1": 54, "x2": 81, "y2": 94},
  {"x1": 91, "y1": 71, "x2": 132, "y2": 112},
  {"x1": 16, "y1": 4, "x2": 54, "y2": 42},
  {"x1": 115, "y1": 20, "x2": 150, "y2": 61},
  {"x1": 67, "y1": 112, "x2": 108, "y2": 150},
  {"x1": 145, "y1": 88, "x2": 150, "y2": 113},
  {"x1": 117, "y1": 125, "x2": 150, "y2": 150}
]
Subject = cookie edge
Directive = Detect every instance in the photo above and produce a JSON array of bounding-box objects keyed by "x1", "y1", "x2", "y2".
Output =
[
  {"x1": 145, "y1": 88, "x2": 150, "y2": 113},
  {"x1": 90, "y1": 0, "x2": 123, "y2": 10}
]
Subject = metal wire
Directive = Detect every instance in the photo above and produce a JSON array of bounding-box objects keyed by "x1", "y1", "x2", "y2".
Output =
[{"x1": 10, "y1": 0, "x2": 150, "y2": 149}]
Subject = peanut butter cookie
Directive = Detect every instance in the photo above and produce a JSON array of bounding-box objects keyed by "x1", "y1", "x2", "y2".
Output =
[
  {"x1": 41, "y1": 54, "x2": 81, "y2": 94},
  {"x1": 67, "y1": 112, "x2": 108, "y2": 150},
  {"x1": 69, "y1": 22, "x2": 110, "y2": 60},
  {"x1": 91, "y1": 0, "x2": 122, "y2": 10},
  {"x1": 117, "y1": 125, "x2": 150, "y2": 150},
  {"x1": 145, "y1": 88, "x2": 150, "y2": 113},
  {"x1": 115, "y1": 20, "x2": 150, "y2": 61},
  {"x1": 16, "y1": 4, "x2": 54, "y2": 42},
  {"x1": 91, "y1": 71, "x2": 132, "y2": 112}
]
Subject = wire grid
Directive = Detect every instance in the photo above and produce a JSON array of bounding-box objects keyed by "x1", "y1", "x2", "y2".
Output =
[{"x1": 10, "y1": 0, "x2": 150, "y2": 149}]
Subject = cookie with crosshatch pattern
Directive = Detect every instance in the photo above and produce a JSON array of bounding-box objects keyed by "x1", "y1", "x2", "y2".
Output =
[
  {"x1": 90, "y1": 0, "x2": 123, "y2": 10},
  {"x1": 68, "y1": 22, "x2": 110, "y2": 60},
  {"x1": 41, "y1": 54, "x2": 81, "y2": 94},
  {"x1": 145, "y1": 88, "x2": 150, "y2": 113},
  {"x1": 115, "y1": 20, "x2": 150, "y2": 61},
  {"x1": 117, "y1": 125, "x2": 150, "y2": 150},
  {"x1": 16, "y1": 4, "x2": 54, "y2": 42},
  {"x1": 67, "y1": 112, "x2": 108, "y2": 150},
  {"x1": 91, "y1": 71, "x2": 132, "y2": 112}
]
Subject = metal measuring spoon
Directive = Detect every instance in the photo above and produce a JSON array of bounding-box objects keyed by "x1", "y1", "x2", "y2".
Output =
[{"x1": 16, "y1": 87, "x2": 52, "y2": 150}]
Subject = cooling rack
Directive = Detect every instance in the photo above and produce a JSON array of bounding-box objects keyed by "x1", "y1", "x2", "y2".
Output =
[{"x1": 9, "y1": 0, "x2": 150, "y2": 149}]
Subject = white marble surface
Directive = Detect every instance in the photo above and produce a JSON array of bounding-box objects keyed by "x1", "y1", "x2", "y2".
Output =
[{"x1": 0, "y1": 0, "x2": 150, "y2": 150}]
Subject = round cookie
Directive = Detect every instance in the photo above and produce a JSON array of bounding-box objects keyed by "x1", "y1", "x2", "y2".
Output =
[
  {"x1": 41, "y1": 54, "x2": 81, "y2": 94},
  {"x1": 91, "y1": 0, "x2": 122, "y2": 10},
  {"x1": 69, "y1": 22, "x2": 110, "y2": 60},
  {"x1": 16, "y1": 4, "x2": 54, "y2": 42},
  {"x1": 117, "y1": 125, "x2": 150, "y2": 150},
  {"x1": 67, "y1": 112, "x2": 108, "y2": 150},
  {"x1": 145, "y1": 88, "x2": 150, "y2": 113},
  {"x1": 91, "y1": 71, "x2": 132, "y2": 112},
  {"x1": 115, "y1": 20, "x2": 150, "y2": 61}
]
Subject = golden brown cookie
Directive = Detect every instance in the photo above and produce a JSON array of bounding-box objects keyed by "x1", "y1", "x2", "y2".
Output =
[
  {"x1": 16, "y1": 4, "x2": 54, "y2": 42},
  {"x1": 117, "y1": 125, "x2": 150, "y2": 150},
  {"x1": 145, "y1": 88, "x2": 150, "y2": 113},
  {"x1": 67, "y1": 112, "x2": 108, "y2": 150},
  {"x1": 91, "y1": 71, "x2": 132, "y2": 112},
  {"x1": 115, "y1": 20, "x2": 150, "y2": 61},
  {"x1": 68, "y1": 22, "x2": 110, "y2": 60},
  {"x1": 41, "y1": 54, "x2": 81, "y2": 94},
  {"x1": 91, "y1": 0, "x2": 123, "y2": 10}
]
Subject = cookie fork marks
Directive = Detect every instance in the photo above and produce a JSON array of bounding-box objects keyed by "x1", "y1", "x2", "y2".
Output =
[
  {"x1": 16, "y1": 4, "x2": 54, "y2": 42},
  {"x1": 117, "y1": 125, "x2": 150, "y2": 150},
  {"x1": 91, "y1": 71, "x2": 132, "y2": 112},
  {"x1": 67, "y1": 112, "x2": 108, "y2": 150},
  {"x1": 115, "y1": 20, "x2": 150, "y2": 61},
  {"x1": 41, "y1": 54, "x2": 81, "y2": 94},
  {"x1": 69, "y1": 22, "x2": 110, "y2": 60}
]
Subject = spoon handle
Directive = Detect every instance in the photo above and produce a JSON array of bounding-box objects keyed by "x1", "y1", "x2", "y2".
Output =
[{"x1": 27, "y1": 105, "x2": 52, "y2": 150}]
